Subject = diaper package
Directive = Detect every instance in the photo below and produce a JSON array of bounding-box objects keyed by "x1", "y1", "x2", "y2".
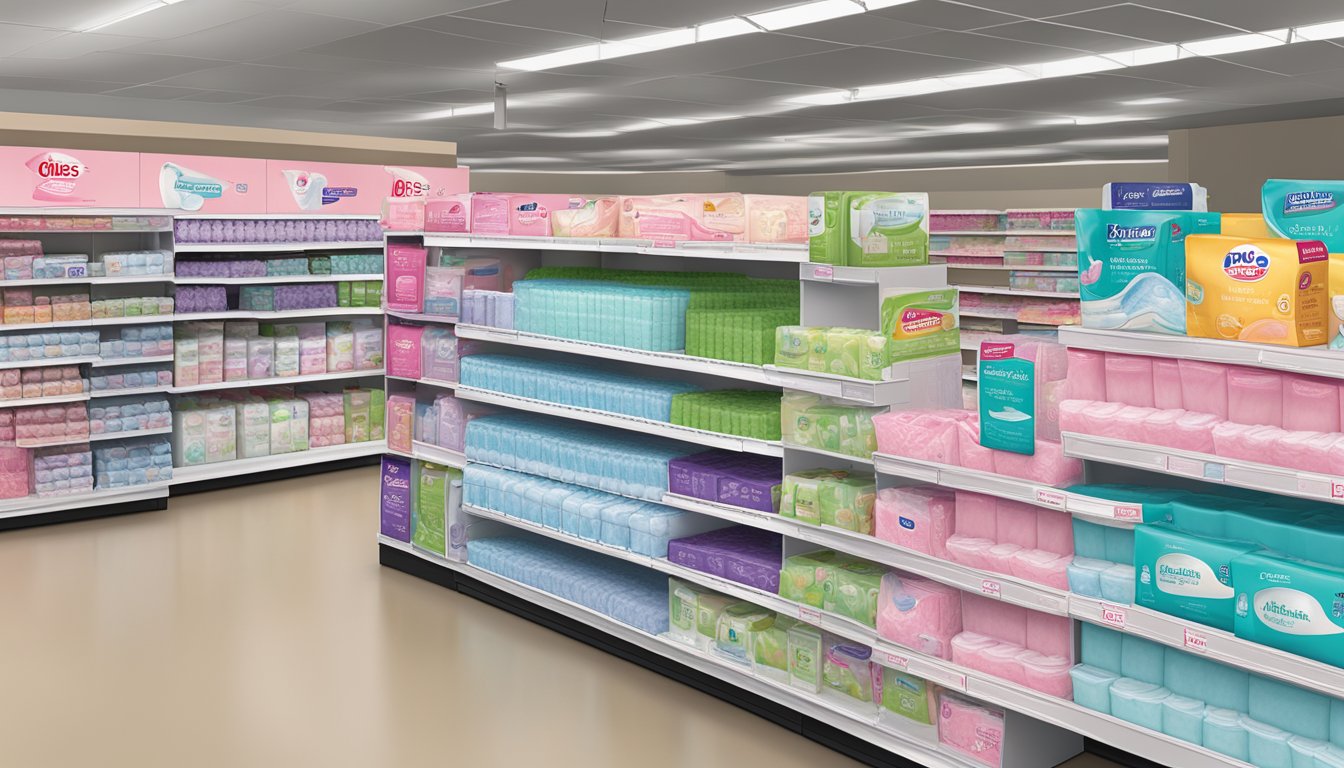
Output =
[
  {"x1": 808, "y1": 191, "x2": 929, "y2": 266},
  {"x1": 1262, "y1": 180, "x2": 1344, "y2": 251},
  {"x1": 880, "y1": 289, "x2": 960, "y2": 363},
  {"x1": 1185, "y1": 234, "x2": 1328, "y2": 347},
  {"x1": 880, "y1": 668, "x2": 937, "y2": 725},
  {"x1": 1134, "y1": 523, "x2": 1260, "y2": 632},
  {"x1": 1076, "y1": 209, "x2": 1222, "y2": 334},
  {"x1": 1103, "y1": 182, "x2": 1208, "y2": 211},
  {"x1": 1232, "y1": 551, "x2": 1344, "y2": 668}
]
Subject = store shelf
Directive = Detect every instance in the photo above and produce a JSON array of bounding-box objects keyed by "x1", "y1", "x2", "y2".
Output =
[
  {"x1": 386, "y1": 309, "x2": 456, "y2": 325},
  {"x1": 380, "y1": 535, "x2": 979, "y2": 768},
  {"x1": 453, "y1": 324, "x2": 773, "y2": 385},
  {"x1": 0, "y1": 355, "x2": 100, "y2": 369},
  {"x1": 454, "y1": 386, "x2": 782, "y2": 456},
  {"x1": 930, "y1": 252, "x2": 1006, "y2": 259},
  {"x1": 90, "y1": 355, "x2": 174, "y2": 368},
  {"x1": 173, "y1": 241, "x2": 383, "y2": 253},
  {"x1": 661, "y1": 492, "x2": 1069, "y2": 615},
  {"x1": 1061, "y1": 432, "x2": 1344, "y2": 505},
  {"x1": 933, "y1": 230, "x2": 1075, "y2": 237},
  {"x1": 386, "y1": 375, "x2": 457, "y2": 389},
  {"x1": 0, "y1": 275, "x2": 172, "y2": 287},
  {"x1": 799, "y1": 263, "x2": 948, "y2": 287},
  {"x1": 180, "y1": 214, "x2": 379, "y2": 221},
  {"x1": 958, "y1": 311, "x2": 1077, "y2": 327},
  {"x1": 16, "y1": 426, "x2": 174, "y2": 449},
  {"x1": 420, "y1": 233, "x2": 808, "y2": 263},
  {"x1": 173, "y1": 308, "x2": 383, "y2": 321},
  {"x1": 90, "y1": 385, "x2": 173, "y2": 398},
  {"x1": 0, "y1": 207, "x2": 179, "y2": 218},
  {"x1": 782, "y1": 442, "x2": 874, "y2": 466},
  {"x1": 872, "y1": 453, "x2": 1143, "y2": 526},
  {"x1": 0, "y1": 481, "x2": 171, "y2": 520},
  {"x1": 1059, "y1": 326, "x2": 1344, "y2": 380},
  {"x1": 0, "y1": 316, "x2": 171, "y2": 332},
  {"x1": 957, "y1": 286, "x2": 1078, "y2": 299},
  {"x1": 943, "y1": 264, "x2": 1077, "y2": 273},
  {"x1": 762, "y1": 355, "x2": 960, "y2": 407},
  {"x1": 0, "y1": 392, "x2": 90, "y2": 408},
  {"x1": 170, "y1": 441, "x2": 385, "y2": 484},
  {"x1": 1069, "y1": 596, "x2": 1344, "y2": 699},
  {"x1": 385, "y1": 441, "x2": 466, "y2": 468},
  {"x1": 172, "y1": 273, "x2": 383, "y2": 285},
  {"x1": 168, "y1": 368, "x2": 383, "y2": 394}
]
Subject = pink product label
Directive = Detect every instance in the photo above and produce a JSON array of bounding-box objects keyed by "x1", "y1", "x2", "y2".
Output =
[
  {"x1": 1299, "y1": 241, "x2": 1329, "y2": 263},
  {"x1": 980, "y1": 341, "x2": 1015, "y2": 361},
  {"x1": 635, "y1": 212, "x2": 694, "y2": 239},
  {"x1": 385, "y1": 245, "x2": 426, "y2": 311},
  {"x1": 425, "y1": 196, "x2": 470, "y2": 232},
  {"x1": 901, "y1": 309, "x2": 945, "y2": 334},
  {"x1": 381, "y1": 199, "x2": 425, "y2": 231},
  {"x1": 510, "y1": 201, "x2": 551, "y2": 237},
  {"x1": 0, "y1": 148, "x2": 141, "y2": 207},
  {"x1": 386, "y1": 325, "x2": 425, "y2": 378},
  {"x1": 471, "y1": 194, "x2": 511, "y2": 235},
  {"x1": 264, "y1": 161, "x2": 470, "y2": 215}
]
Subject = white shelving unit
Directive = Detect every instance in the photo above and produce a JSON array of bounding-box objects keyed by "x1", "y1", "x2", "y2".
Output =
[
  {"x1": 957, "y1": 286, "x2": 1078, "y2": 299},
  {"x1": 386, "y1": 309, "x2": 456, "y2": 325},
  {"x1": 168, "y1": 368, "x2": 384, "y2": 395},
  {"x1": 418, "y1": 233, "x2": 809, "y2": 263},
  {"x1": 0, "y1": 316, "x2": 172, "y2": 332},
  {"x1": 2, "y1": 355, "x2": 100, "y2": 369},
  {"x1": 173, "y1": 308, "x2": 382, "y2": 321},
  {"x1": 386, "y1": 375, "x2": 456, "y2": 389},
  {"x1": 943, "y1": 264, "x2": 1077, "y2": 272},
  {"x1": 0, "y1": 481, "x2": 171, "y2": 520},
  {"x1": 386, "y1": 441, "x2": 466, "y2": 469},
  {"x1": 172, "y1": 273, "x2": 382, "y2": 285},
  {"x1": 0, "y1": 275, "x2": 173, "y2": 287},
  {"x1": 90, "y1": 385, "x2": 173, "y2": 398},
  {"x1": 1060, "y1": 326, "x2": 1344, "y2": 379},
  {"x1": 90, "y1": 355, "x2": 174, "y2": 368},
  {"x1": 173, "y1": 241, "x2": 383, "y2": 253},
  {"x1": 0, "y1": 392, "x2": 90, "y2": 408},
  {"x1": 171, "y1": 441, "x2": 386, "y2": 485}
]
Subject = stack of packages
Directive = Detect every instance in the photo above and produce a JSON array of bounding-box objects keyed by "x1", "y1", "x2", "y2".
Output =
[
  {"x1": 511, "y1": 267, "x2": 798, "y2": 362},
  {"x1": 92, "y1": 435, "x2": 173, "y2": 489},
  {"x1": 100, "y1": 324, "x2": 173, "y2": 362},
  {"x1": 2, "y1": 287, "x2": 93, "y2": 325},
  {"x1": 669, "y1": 390, "x2": 781, "y2": 440},
  {"x1": 3, "y1": 246, "x2": 169, "y2": 280},
  {"x1": 781, "y1": 392, "x2": 884, "y2": 459},
  {"x1": 172, "y1": 218, "x2": 381, "y2": 244},
  {"x1": 88, "y1": 395, "x2": 171, "y2": 436},
  {"x1": 89, "y1": 364, "x2": 173, "y2": 394},
  {"x1": 1, "y1": 328, "x2": 99, "y2": 363},
  {"x1": 385, "y1": 322, "x2": 473, "y2": 384},
  {"x1": 400, "y1": 392, "x2": 482, "y2": 454},
  {"x1": 91, "y1": 295, "x2": 173, "y2": 319},
  {"x1": 666, "y1": 450, "x2": 781, "y2": 512},
  {"x1": 0, "y1": 365, "x2": 85, "y2": 401},
  {"x1": 174, "y1": 319, "x2": 383, "y2": 386},
  {"x1": 172, "y1": 387, "x2": 384, "y2": 467},
  {"x1": 457, "y1": 354, "x2": 697, "y2": 421},
  {"x1": 15, "y1": 403, "x2": 89, "y2": 446}
]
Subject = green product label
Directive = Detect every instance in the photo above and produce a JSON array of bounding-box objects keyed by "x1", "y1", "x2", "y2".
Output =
[{"x1": 978, "y1": 341, "x2": 1035, "y2": 455}]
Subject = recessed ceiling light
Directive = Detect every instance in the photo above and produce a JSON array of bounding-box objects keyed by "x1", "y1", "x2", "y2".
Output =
[
  {"x1": 861, "y1": 0, "x2": 917, "y2": 8},
  {"x1": 1181, "y1": 29, "x2": 1289, "y2": 57},
  {"x1": 1122, "y1": 97, "x2": 1180, "y2": 106},
  {"x1": 82, "y1": 0, "x2": 186, "y2": 32},
  {"x1": 1070, "y1": 114, "x2": 1148, "y2": 125},
  {"x1": 786, "y1": 90, "x2": 854, "y2": 105},
  {"x1": 748, "y1": 0, "x2": 864, "y2": 31},
  {"x1": 1294, "y1": 19, "x2": 1344, "y2": 41},
  {"x1": 412, "y1": 102, "x2": 494, "y2": 120},
  {"x1": 499, "y1": 44, "x2": 600, "y2": 72},
  {"x1": 696, "y1": 18, "x2": 759, "y2": 42}
]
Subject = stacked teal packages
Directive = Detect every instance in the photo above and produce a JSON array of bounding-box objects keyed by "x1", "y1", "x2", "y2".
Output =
[
  {"x1": 1071, "y1": 623, "x2": 1344, "y2": 766},
  {"x1": 459, "y1": 354, "x2": 699, "y2": 421},
  {"x1": 669, "y1": 390, "x2": 781, "y2": 440}
]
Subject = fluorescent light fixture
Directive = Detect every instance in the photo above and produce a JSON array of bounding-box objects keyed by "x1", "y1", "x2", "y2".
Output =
[
  {"x1": 940, "y1": 67, "x2": 1033, "y2": 89},
  {"x1": 1037, "y1": 55, "x2": 1126, "y2": 78},
  {"x1": 854, "y1": 78, "x2": 939, "y2": 100},
  {"x1": 1070, "y1": 114, "x2": 1148, "y2": 125},
  {"x1": 787, "y1": 90, "x2": 854, "y2": 105},
  {"x1": 82, "y1": 0, "x2": 184, "y2": 32},
  {"x1": 499, "y1": 44, "x2": 600, "y2": 71},
  {"x1": 1181, "y1": 29, "x2": 1289, "y2": 57},
  {"x1": 696, "y1": 17, "x2": 759, "y2": 42},
  {"x1": 599, "y1": 28, "x2": 695, "y2": 59},
  {"x1": 861, "y1": 0, "x2": 918, "y2": 8},
  {"x1": 1122, "y1": 97, "x2": 1179, "y2": 106},
  {"x1": 747, "y1": 0, "x2": 863, "y2": 31},
  {"x1": 1294, "y1": 19, "x2": 1344, "y2": 41},
  {"x1": 546, "y1": 130, "x2": 622, "y2": 138},
  {"x1": 413, "y1": 102, "x2": 494, "y2": 120}
]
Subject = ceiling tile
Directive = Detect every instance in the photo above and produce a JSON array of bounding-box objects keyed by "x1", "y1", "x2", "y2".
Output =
[
  {"x1": 101, "y1": 1, "x2": 272, "y2": 39},
  {"x1": 601, "y1": 75, "x2": 814, "y2": 106},
  {"x1": 599, "y1": 0, "x2": 784, "y2": 28},
  {"x1": 100, "y1": 84, "x2": 212, "y2": 99},
  {"x1": 0, "y1": 52, "x2": 223, "y2": 84},
  {"x1": 174, "y1": 89, "x2": 269, "y2": 103},
  {"x1": 452, "y1": 0, "x2": 620, "y2": 39},
  {"x1": 1045, "y1": 5, "x2": 1239, "y2": 43},
  {"x1": 1204, "y1": 40, "x2": 1344, "y2": 76},
  {"x1": 605, "y1": 33, "x2": 850, "y2": 78},
  {"x1": 1109, "y1": 58, "x2": 1290, "y2": 88},
  {"x1": 9, "y1": 31, "x2": 145, "y2": 60},
  {"x1": 1132, "y1": 0, "x2": 1344, "y2": 32},
  {"x1": 123, "y1": 10, "x2": 378, "y2": 61},
  {"x1": 776, "y1": 14, "x2": 940, "y2": 46},
  {"x1": 0, "y1": 77, "x2": 124, "y2": 94},
  {"x1": 951, "y1": 0, "x2": 1120, "y2": 19},
  {"x1": 283, "y1": 0, "x2": 501, "y2": 25},
  {"x1": 0, "y1": 0, "x2": 136, "y2": 32},
  {"x1": 868, "y1": 2, "x2": 1021, "y2": 31},
  {"x1": 238, "y1": 94, "x2": 342, "y2": 109},
  {"x1": 407, "y1": 15, "x2": 592, "y2": 47},
  {"x1": 712, "y1": 45, "x2": 955, "y2": 88},
  {"x1": 304, "y1": 24, "x2": 532, "y2": 68},
  {"x1": 880, "y1": 29, "x2": 1096, "y2": 66},
  {"x1": 401, "y1": 88, "x2": 496, "y2": 103},
  {"x1": 970, "y1": 19, "x2": 1152, "y2": 52},
  {"x1": 0, "y1": 23, "x2": 63, "y2": 56}
]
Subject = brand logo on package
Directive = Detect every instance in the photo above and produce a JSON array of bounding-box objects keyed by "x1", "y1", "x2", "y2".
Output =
[
  {"x1": 1222, "y1": 245, "x2": 1271, "y2": 282},
  {"x1": 1284, "y1": 191, "x2": 1336, "y2": 215},
  {"x1": 1105, "y1": 224, "x2": 1157, "y2": 245},
  {"x1": 1298, "y1": 240, "x2": 1330, "y2": 264},
  {"x1": 26, "y1": 151, "x2": 89, "y2": 199},
  {"x1": 979, "y1": 342, "x2": 1015, "y2": 361}
]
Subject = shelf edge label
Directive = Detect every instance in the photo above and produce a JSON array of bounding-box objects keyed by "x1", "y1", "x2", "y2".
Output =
[
  {"x1": 1100, "y1": 603, "x2": 1127, "y2": 629},
  {"x1": 1183, "y1": 628, "x2": 1208, "y2": 653},
  {"x1": 1035, "y1": 488, "x2": 1066, "y2": 509},
  {"x1": 798, "y1": 605, "x2": 823, "y2": 625}
]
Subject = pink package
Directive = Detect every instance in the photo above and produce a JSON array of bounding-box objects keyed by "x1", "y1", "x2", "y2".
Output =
[
  {"x1": 385, "y1": 244, "x2": 427, "y2": 312},
  {"x1": 508, "y1": 194, "x2": 576, "y2": 237},
  {"x1": 1104, "y1": 354, "x2": 1154, "y2": 408},
  {"x1": 551, "y1": 197, "x2": 619, "y2": 238},
  {"x1": 297, "y1": 323, "x2": 326, "y2": 375},
  {"x1": 380, "y1": 198, "x2": 424, "y2": 232},
  {"x1": 1111, "y1": 405, "x2": 1157, "y2": 442},
  {"x1": 1027, "y1": 611, "x2": 1072, "y2": 659},
  {"x1": 954, "y1": 491, "x2": 998, "y2": 540},
  {"x1": 985, "y1": 542, "x2": 1023, "y2": 573},
  {"x1": 992, "y1": 442, "x2": 1082, "y2": 486},
  {"x1": 618, "y1": 194, "x2": 740, "y2": 242},
  {"x1": 1081, "y1": 401, "x2": 1125, "y2": 435},
  {"x1": 876, "y1": 486, "x2": 955, "y2": 559},
  {"x1": 1140, "y1": 409, "x2": 1186, "y2": 447},
  {"x1": 1172, "y1": 411, "x2": 1220, "y2": 452},
  {"x1": 904, "y1": 413, "x2": 961, "y2": 464},
  {"x1": 1008, "y1": 550, "x2": 1071, "y2": 589},
  {"x1": 995, "y1": 500, "x2": 1037, "y2": 550},
  {"x1": 1283, "y1": 374, "x2": 1340, "y2": 433},
  {"x1": 433, "y1": 393, "x2": 466, "y2": 452},
  {"x1": 386, "y1": 323, "x2": 425, "y2": 379},
  {"x1": 946, "y1": 535, "x2": 996, "y2": 569},
  {"x1": 957, "y1": 420, "x2": 995, "y2": 471},
  {"x1": 1153, "y1": 359, "x2": 1183, "y2": 410},
  {"x1": 744, "y1": 195, "x2": 808, "y2": 243},
  {"x1": 979, "y1": 642, "x2": 1029, "y2": 681},
  {"x1": 961, "y1": 593, "x2": 1027, "y2": 648},
  {"x1": 1066, "y1": 350, "x2": 1107, "y2": 401},
  {"x1": 1227, "y1": 367, "x2": 1283, "y2": 427},
  {"x1": 1018, "y1": 651, "x2": 1074, "y2": 699},
  {"x1": 1211, "y1": 421, "x2": 1253, "y2": 458},
  {"x1": 950, "y1": 632, "x2": 999, "y2": 669},
  {"x1": 877, "y1": 572, "x2": 963, "y2": 659},
  {"x1": 1058, "y1": 399, "x2": 1089, "y2": 434},
  {"x1": 1178, "y1": 359, "x2": 1229, "y2": 419},
  {"x1": 1039, "y1": 379, "x2": 1067, "y2": 443},
  {"x1": 424, "y1": 193, "x2": 471, "y2": 233},
  {"x1": 1035, "y1": 509, "x2": 1073, "y2": 555},
  {"x1": 387, "y1": 395, "x2": 415, "y2": 453},
  {"x1": 1271, "y1": 431, "x2": 1338, "y2": 473},
  {"x1": 469, "y1": 193, "x2": 511, "y2": 235}
]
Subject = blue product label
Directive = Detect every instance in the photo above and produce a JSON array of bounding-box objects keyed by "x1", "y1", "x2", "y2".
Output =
[
  {"x1": 977, "y1": 341, "x2": 1035, "y2": 455},
  {"x1": 1263, "y1": 180, "x2": 1344, "y2": 251},
  {"x1": 1110, "y1": 183, "x2": 1195, "y2": 210}
]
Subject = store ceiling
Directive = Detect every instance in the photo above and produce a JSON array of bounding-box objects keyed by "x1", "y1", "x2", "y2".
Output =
[{"x1": 2, "y1": 0, "x2": 1344, "y2": 173}]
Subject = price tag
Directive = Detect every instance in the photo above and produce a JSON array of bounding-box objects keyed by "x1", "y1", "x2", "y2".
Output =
[
  {"x1": 1335, "y1": 480, "x2": 1344, "y2": 500},
  {"x1": 926, "y1": 666, "x2": 968, "y2": 692},
  {"x1": 652, "y1": 239, "x2": 675, "y2": 249},
  {"x1": 1184, "y1": 628, "x2": 1208, "y2": 653},
  {"x1": 1100, "y1": 603, "x2": 1127, "y2": 629},
  {"x1": 810, "y1": 265, "x2": 834, "y2": 281},
  {"x1": 981, "y1": 579, "x2": 1002, "y2": 598},
  {"x1": 1204, "y1": 462, "x2": 1226, "y2": 481},
  {"x1": 839, "y1": 381, "x2": 870, "y2": 401},
  {"x1": 1034, "y1": 488, "x2": 1066, "y2": 509},
  {"x1": 63, "y1": 264, "x2": 88, "y2": 279},
  {"x1": 1166, "y1": 456, "x2": 1204, "y2": 478},
  {"x1": 798, "y1": 605, "x2": 823, "y2": 625},
  {"x1": 1112, "y1": 504, "x2": 1143, "y2": 522},
  {"x1": 883, "y1": 651, "x2": 909, "y2": 670}
]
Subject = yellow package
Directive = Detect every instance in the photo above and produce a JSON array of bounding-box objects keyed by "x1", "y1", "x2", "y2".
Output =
[
  {"x1": 1185, "y1": 234, "x2": 1329, "y2": 346},
  {"x1": 1331, "y1": 253, "x2": 1344, "y2": 348},
  {"x1": 1221, "y1": 213, "x2": 1274, "y2": 239}
]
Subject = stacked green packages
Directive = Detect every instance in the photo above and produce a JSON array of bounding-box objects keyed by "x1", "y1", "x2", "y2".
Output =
[
  {"x1": 780, "y1": 469, "x2": 877, "y2": 534},
  {"x1": 780, "y1": 392, "x2": 883, "y2": 459},
  {"x1": 808, "y1": 191, "x2": 930, "y2": 266},
  {"x1": 670, "y1": 390, "x2": 782, "y2": 440},
  {"x1": 774, "y1": 326, "x2": 889, "y2": 380},
  {"x1": 778, "y1": 549, "x2": 886, "y2": 627},
  {"x1": 686, "y1": 307, "x2": 801, "y2": 365},
  {"x1": 337, "y1": 281, "x2": 384, "y2": 308},
  {"x1": 307, "y1": 254, "x2": 331, "y2": 275},
  {"x1": 881, "y1": 668, "x2": 936, "y2": 725}
]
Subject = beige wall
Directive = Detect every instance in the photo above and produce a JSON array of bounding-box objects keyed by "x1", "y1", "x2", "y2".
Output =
[
  {"x1": 471, "y1": 160, "x2": 1169, "y2": 209},
  {"x1": 1170, "y1": 115, "x2": 1344, "y2": 212}
]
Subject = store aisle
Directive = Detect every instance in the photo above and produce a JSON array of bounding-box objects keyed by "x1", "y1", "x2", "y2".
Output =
[{"x1": 0, "y1": 468, "x2": 1113, "y2": 768}]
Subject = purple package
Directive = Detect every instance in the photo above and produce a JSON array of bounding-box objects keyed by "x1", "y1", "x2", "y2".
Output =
[
  {"x1": 717, "y1": 465, "x2": 782, "y2": 513},
  {"x1": 667, "y1": 526, "x2": 783, "y2": 592},
  {"x1": 380, "y1": 455, "x2": 413, "y2": 541}
]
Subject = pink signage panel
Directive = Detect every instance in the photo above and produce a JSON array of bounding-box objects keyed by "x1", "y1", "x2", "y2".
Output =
[
  {"x1": 138, "y1": 153, "x2": 268, "y2": 214},
  {"x1": 0, "y1": 147, "x2": 141, "y2": 208},
  {"x1": 264, "y1": 160, "x2": 468, "y2": 215}
]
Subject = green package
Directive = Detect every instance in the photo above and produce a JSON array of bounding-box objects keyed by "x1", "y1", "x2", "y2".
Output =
[
  {"x1": 774, "y1": 326, "x2": 811, "y2": 369},
  {"x1": 696, "y1": 594, "x2": 737, "y2": 647},
  {"x1": 715, "y1": 604, "x2": 774, "y2": 664},
  {"x1": 413, "y1": 462, "x2": 449, "y2": 555},
  {"x1": 343, "y1": 388, "x2": 372, "y2": 444},
  {"x1": 669, "y1": 578, "x2": 713, "y2": 645},
  {"x1": 753, "y1": 615, "x2": 797, "y2": 674},
  {"x1": 780, "y1": 550, "x2": 850, "y2": 607},
  {"x1": 369, "y1": 388, "x2": 386, "y2": 441},
  {"x1": 826, "y1": 560, "x2": 885, "y2": 627},
  {"x1": 351, "y1": 282, "x2": 367, "y2": 307},
  {"x1": 808, "y1": 192, "x2": 846, "y2": 265},
  {"x1": 819, "y1": 474, "x2": 877, "y2": 534},
  {"x1": 807, "y1": 328, "x2": 829, "y2": 372},
  {"x1": 881, "y1": 668, "x2": 935, "y2": 724},
  {"x1": 880, "y1": 289, "x2": 960, "y2": 362},
  {"x1": 781, "y1": 469, "x2": 847, "y2": 525},
  {"x1": 788, "y1": 622, "x2": 824, "y2": 693},
  {"x1": 337, "y1": 282, "x2": 352, "y2": 307}
]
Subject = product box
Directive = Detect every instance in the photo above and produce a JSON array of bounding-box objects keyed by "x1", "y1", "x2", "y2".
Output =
[
  {"x1": 1232, "y1": 550, "x2": 1344, "y2": 668},
  {"x1": 881, "y1": 289, "x2": 960, "y2": 363},
  {"x1": 551, "y1": 196, "x2": 619, "y2": 238},
  {"x1": 424, "y1": 193, "x2": 471, "y2": 233},
  {"x1": 744, "y1": 194, "x2": 808, "y2": 244},
  {"x1": 413, "y1": 461, "x2": 450, "y2": 555},
  {"x1": 1134, "y1": 523, "x2": 1260, "y2": 631},
  {"x1": 386, "y1": 323, "x2": 424, "y2": 379},
  {"x1": 385, "y1": 244, "x2": 427, "y2": 312},
  {"x1": 1222, "y1": 213, "x2": 1274, "y2": 239},
  {"x1": 380, "y1": 456, "x2": 414, "y2": 541},
  {"x1": 808, "y1": 191, "x2": 930, "y2": 267},
  {"x1": 1262, "y1": 180, "x2": 1344, "y2": 251},
  {"x1": 1185, "y1": 234, "x2": 1328, "y2": 347},
  {"x1": 1103, "y1": 182, "x2": 1208, "y2": 211}
]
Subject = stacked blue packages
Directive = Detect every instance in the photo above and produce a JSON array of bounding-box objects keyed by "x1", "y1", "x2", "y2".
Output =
[
  {"x1": 513, "y1": 280, "x2": 692, "y2": 351},
  {"x1": 92, "y1": 435, "x2": 173, "y2": 488},
  {"x1": 459, "y1": 354, "x2": 700, "y2": 421}
]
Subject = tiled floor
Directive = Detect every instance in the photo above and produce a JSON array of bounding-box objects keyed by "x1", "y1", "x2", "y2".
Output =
[{"x1": 0, "y1": 467, "x2": 1120, "y2": 767}]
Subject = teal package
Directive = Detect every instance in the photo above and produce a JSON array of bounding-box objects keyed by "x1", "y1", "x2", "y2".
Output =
[
  {"x1": 1262, "y1": 180, "x2": 1344, "y2": 251},
  {"x1": 978, "y1": 340, "x2": 1035, "y2": 455},
  {"x1": 1076, "y1": 209, "x2": 1221, "y2": 334},
  {"x1": 1232, "y1": 550, "x2": 1344, "y2": 668},
  {"x1": 1134, "y1": 523, "x2": 1261, "y2": 631}
]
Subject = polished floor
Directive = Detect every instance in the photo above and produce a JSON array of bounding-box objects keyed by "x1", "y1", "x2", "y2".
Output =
[{"x1": 0, "y1": 467, "x2": 1118, "y2": 767}]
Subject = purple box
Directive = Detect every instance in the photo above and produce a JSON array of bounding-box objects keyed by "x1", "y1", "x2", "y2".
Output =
[
  {"x1": 717, "y1": 469, "x2": 781, "y2": 513},
  {"x1": 667, "y1": 526, "x2": 782, "y2": 592},
  {"x1": 380, "y1": 455, "x2": 413, "y2": 541},
  {"x1": 668, "y1": 450, "x2": 781, "y2": 513}
]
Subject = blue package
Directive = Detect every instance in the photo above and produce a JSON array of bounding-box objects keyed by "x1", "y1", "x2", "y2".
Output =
[
  {"x1": 1105, "y1": 182, "x2": 1208, "y2": 211},
  {"x1": 978, "y1": 339, "x2": 1036, "y2": 455},
  {"x1": 1262, "y1": 180, "x2": 1344, "y2": 251}
]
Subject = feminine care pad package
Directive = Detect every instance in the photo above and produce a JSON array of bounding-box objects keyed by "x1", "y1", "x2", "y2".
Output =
[
  {"x1": 1232, "y1": 551, "x2": 1344, "y2": 668},
  {"x1": 1103, "y1": 182, "x2": 1209, "y2": 211},
  {"x1": 808, "y1": 191, "x2": 930, "y2": 267},
  {"x1": 1185, "y1": 234, "x2": 1329, "y2": 347},
  {"x1": 1261, "y1": 180, "x2": 1344, "y2": 349},
  {"x1": 1076, "y1": 209, "x2": 1222, "y2": 334}
]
